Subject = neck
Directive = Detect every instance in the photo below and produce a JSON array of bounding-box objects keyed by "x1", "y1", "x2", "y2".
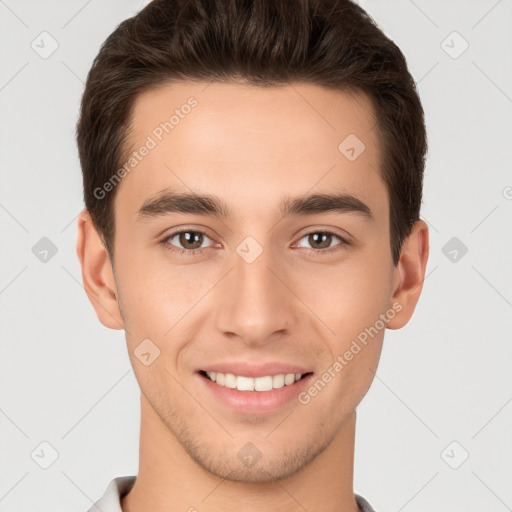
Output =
[{"x1": 121, "y1": 394, "x2": 361, "y2": 512}]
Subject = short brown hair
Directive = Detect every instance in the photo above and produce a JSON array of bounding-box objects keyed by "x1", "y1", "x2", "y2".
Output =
[{"x1": 76, "y1": 0, "x2": 427, "y2": 266}]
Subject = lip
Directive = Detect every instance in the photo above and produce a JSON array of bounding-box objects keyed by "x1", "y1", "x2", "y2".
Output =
[
  {"x1": 197, "y1": 370, "x2": 314, "y2": 415},
  {"x1": 198, "y1": 362, "x2": 311, "y2": 378}
]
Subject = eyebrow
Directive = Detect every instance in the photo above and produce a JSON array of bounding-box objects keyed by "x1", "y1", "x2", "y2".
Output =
[{"x1": 136, "y1": 188, "x2": 374, "y2": 222}]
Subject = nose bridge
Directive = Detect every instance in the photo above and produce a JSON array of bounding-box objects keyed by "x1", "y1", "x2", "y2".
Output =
[{"x1": 215, "y1": 240, "x2": 295, "y2": 343}]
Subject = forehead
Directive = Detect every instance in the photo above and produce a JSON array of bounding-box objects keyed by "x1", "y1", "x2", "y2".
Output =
[{"x1": 115, "y1": 81, "x2": 386, "y2": 223}]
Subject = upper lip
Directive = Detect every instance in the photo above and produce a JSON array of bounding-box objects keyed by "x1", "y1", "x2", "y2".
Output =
[{"x1": 198, "y1": 362, "x2": 313, "y2": 378}]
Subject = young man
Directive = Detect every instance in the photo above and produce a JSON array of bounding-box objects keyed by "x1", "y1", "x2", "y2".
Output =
[{"x1": 76, "y1": 0, "x2": 429, "y2": 510}]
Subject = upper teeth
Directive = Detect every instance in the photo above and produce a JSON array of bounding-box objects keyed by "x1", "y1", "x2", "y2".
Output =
[{"x1": 205, "y1": 371, "x2": 304, "y2": 391}]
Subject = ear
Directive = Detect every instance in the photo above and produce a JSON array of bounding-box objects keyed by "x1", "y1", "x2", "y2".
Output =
[
  {"x1": 386, "y1": 219, "x2": 429, "y2": 330},
  {"x1": 76, "y1": 209, "x2": 125, "y2": 330}
]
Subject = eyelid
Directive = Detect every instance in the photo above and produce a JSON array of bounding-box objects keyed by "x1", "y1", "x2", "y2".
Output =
[{"x1": 294, "y1": 225, "x2": 351, "y2": 242}]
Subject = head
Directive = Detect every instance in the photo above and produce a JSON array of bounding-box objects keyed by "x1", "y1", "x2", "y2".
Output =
[{"x1": 76, "y1": 0, "x2": 429, "y2": 483}]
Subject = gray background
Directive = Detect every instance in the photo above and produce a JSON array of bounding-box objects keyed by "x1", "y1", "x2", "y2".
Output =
[{"x1": 1, "y1": 0, "x2": 511, "y2": 510}]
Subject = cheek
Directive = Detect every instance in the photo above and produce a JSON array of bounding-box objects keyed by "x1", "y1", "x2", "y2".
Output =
[
  {"x1": 299, "y1": 256, "x2": 392, "y2": 330},
  {"x1": 115, "y1": 255, "x2": 217, "y2": 343}
]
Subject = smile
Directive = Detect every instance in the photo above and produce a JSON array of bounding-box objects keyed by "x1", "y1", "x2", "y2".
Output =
[{"x1": 200, "y1": 370, "x2": 312, "y2": 391}]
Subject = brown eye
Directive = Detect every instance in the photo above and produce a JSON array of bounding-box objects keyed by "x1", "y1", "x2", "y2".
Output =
[
  {"x1": 164, "y1": 230, "x2": 213, "y2": 252},
  {"x1": 178, "y1": 231, "x2": 203, "y2": 249},
  {"x1": 307, "y1": 232, "x2": 334, "y2": 249},
  {"x1": 296, "y1": 230, "x2": 347, "y2": 253}
]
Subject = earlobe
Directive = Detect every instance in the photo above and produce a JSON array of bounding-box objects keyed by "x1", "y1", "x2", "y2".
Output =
[
  {"x1": 386, "y1": 220, "x2": 429, "y2": 330},
  {"x1": 76, "y1": 209, "x2": 125, "y2": 330}
]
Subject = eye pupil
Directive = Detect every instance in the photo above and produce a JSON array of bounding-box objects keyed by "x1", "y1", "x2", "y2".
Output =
[
  {"x1": 309, "y1": 232, "x2": 332, "y2": 249},
  {"x1": 180, "y1": 231, "x2": 203, "y2": 249}
]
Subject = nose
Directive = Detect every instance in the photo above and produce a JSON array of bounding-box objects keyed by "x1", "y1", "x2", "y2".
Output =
[{"x1": 214, "y1": 243, "x2": 299, "y2": 346}]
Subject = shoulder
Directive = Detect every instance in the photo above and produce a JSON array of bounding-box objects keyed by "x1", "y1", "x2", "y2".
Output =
[
  {"x1": 355, "y1": 493, "x2": 378, "y2": 512},
  {"x1": 87, "y1": 475, "x2": 136, "y2": 512}
]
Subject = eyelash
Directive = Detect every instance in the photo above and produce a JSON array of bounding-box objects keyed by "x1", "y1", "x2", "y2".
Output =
[{"x1": 160, "y1": 228, "x2": 349, "y2": 257}]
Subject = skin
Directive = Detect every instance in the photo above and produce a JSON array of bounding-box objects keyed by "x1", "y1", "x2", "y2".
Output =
[{"x1": 76, "y1": 81, "x2": 429, "y2": 512}]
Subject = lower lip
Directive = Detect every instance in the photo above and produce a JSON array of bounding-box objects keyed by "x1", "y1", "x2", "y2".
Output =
[{"x1": 198, "y1": 372, "x2": 314, "y2": 414}]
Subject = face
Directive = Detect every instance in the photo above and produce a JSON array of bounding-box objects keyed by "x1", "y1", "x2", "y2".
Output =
[{"x1": 80, "y1": 81, "x2": 426, "y2": 483}]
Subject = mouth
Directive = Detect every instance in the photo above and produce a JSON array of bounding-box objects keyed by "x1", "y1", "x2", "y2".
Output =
[{"x1": 199, "y1": 370, "x2": 314, "y2": 392}]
